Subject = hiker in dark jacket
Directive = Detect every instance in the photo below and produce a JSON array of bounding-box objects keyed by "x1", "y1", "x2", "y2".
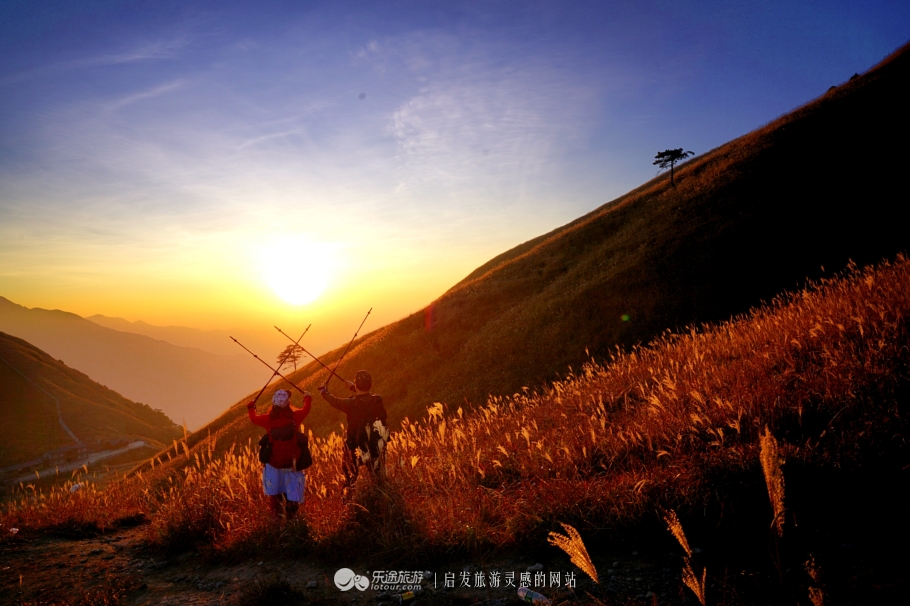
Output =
[
  {"x1": 318, "y1": 370, "x2": 388, "y2": 491},
  {"x1": 247, "y1": 388, "x2": 311, "y2": 520}
]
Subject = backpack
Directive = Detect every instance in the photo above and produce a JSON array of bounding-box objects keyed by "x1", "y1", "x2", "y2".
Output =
[
  {"x1": 258, "y1": 421, "x2": 313, "y2": 470},
  {"x1": 258, "y1": 433, "x2": 271, "y2": 464},
  {"x1": 359, "y1": 419, "x2": 390, "y2": 472},
  {"x1": 346, "y1": 394, "x2": 389, "y2": 471},
  {"x1": 295, "y1": 431, "x2": 313, "y2": 470}
]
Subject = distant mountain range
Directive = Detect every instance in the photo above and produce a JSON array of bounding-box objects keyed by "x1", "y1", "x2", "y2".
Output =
[
  {"x1": 86, "y1": 315, "x2": 286, "y2": 358},
  {"x1": 185, "y1": 42, "x2": 910, "y2": 453},
  {"x1": 0, "y1": 331, "x2": 181, "y2": 467},
  {"x1": 0, "y1": 297, "x2": 271, "y2": 429}
]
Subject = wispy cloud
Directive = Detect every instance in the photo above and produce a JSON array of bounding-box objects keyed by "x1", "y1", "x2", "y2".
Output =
[
  {"x1": 0, "y1": 36, "x2": 192, "y2": 86},
  {"x1": 91, "y1": 36, "x2": 193, "y2": 64},
  {"x1": 381, "y1": 35, "x2": 603, "y2": 207},
  {"x1": 106, "y1": 80, "x2": 185, "y2": 111},
  {"x1": 2, "y1": 21, "x2": 616, "y2": 254}
]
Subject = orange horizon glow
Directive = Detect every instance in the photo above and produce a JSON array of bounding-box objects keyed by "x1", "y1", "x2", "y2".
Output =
[{"x1": 0, "y1": 224, "x2": 517, "y2": 357}]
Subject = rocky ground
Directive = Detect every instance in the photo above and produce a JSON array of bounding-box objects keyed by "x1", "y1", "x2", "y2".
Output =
[{"x1": 0, "y1": 520, "x2": 696, "y2": 605}]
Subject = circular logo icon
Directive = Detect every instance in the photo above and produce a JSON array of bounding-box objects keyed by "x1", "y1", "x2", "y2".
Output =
[{"x1": 334, "y1": 568, "x2": 369, "y2": 591}]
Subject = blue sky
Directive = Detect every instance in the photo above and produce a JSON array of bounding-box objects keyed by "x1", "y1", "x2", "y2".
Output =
[{"x1": 1, "y1": 0, "x2": 907, "y2": 350}]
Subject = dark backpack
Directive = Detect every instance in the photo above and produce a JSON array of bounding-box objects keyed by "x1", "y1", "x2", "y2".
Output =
[
  {"x1": 295, "y1": 431, "x2": 313, "y2": 470},
  {"x1": 257, "y1": 433, "x2": 272, "y2": 464},
  {"x1": 258, "y1": 424, "x2": 313, "y2": 470}
]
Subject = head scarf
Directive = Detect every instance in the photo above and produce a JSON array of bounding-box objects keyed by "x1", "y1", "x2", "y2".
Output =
[{"x1": 272, "y1": 389, "x2": 290, "y2": 407}]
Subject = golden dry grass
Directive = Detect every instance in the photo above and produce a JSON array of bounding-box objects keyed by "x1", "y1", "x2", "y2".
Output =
[
  {"x1": 806, "y1": 555, "x2": 825, "y2": 606},
  {"x1": 663, "y1": 509, "x2": 692, "y2": 558},
  {"x1": 3, "y1": 255, "x2": 909, "y2": 564},
  {"x1": 760, "y1": 426, "x2": 786, "y2": 536},
  {"x1": 681, "y1": 562, "x2": 707, "y2": 606},
  {"x1": 547, "y1": 523, "x2": 599, "y2": 584},
  {"x1": 665, "y1": 509, "x2": 706, "y2": 605}
]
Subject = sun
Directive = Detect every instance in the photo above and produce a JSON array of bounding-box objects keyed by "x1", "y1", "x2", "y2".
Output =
[{"x1": 259, "y1": 237, "x2": 337, "y2": 305}]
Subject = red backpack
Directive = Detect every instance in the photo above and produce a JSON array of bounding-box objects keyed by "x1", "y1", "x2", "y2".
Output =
[{"x1": 258, "y1": 419, "x2": 312, "y2": 470}]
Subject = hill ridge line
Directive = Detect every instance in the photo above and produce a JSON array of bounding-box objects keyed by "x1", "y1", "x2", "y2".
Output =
[
  {"x1": 155, "y1": 40, "x2": 910, "y2": 450},
  {"x1": 446, "y1": 41, "x2": 910, "y2": 302}
]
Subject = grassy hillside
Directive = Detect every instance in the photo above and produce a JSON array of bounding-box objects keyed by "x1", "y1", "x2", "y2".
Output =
[
  {"x1": 188, "y1": 41, "x2": 910, "y2": 453},
  {"x1": 5, "y1": 254, "x2": 907, "y2": 602},
  {"x1": 0, "y1": 297, "x2": 267, "y2": 429},
  {"x1": 0, "y1": 332, "x2": 182, "y2": 466}
]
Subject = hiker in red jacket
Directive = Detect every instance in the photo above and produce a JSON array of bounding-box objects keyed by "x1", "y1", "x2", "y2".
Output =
[
  {"x1": 318, "y1": 370, "x2": 388, "y2": 496},
  {"x1": 247, "y1": 388, "x2": 311, "y2": 520}
]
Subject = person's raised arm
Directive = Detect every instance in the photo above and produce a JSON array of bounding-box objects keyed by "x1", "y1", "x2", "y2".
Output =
[
  {"x1": 318, "y1": 384, "x2": 353, "y2": 413},
  {"x1": 247, "y1": 401, "x2": 270, "y2": 428},
  {"x1": 293, "y1": 392, "x2": 312, "y2": 422}
]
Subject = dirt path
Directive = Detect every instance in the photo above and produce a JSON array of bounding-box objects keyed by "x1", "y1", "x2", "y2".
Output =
[
  {"x1": 0, "y1": 524, "x2": 331, "y2": 605},
  {"x1": 0, "y1": 522, "x2": 687, "y2": 605}
]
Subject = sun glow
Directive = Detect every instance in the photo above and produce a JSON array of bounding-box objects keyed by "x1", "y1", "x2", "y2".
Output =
[{"x1": 259, "y1": 236, "x2": 338, "y2": 305}]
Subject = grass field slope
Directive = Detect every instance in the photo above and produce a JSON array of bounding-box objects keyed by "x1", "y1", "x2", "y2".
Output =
[
  {"x1": 0, "y1": 332, "x2": 182, "y2": 467},
  {"x1": 5, "y1": 253, "x2": 907, "y2": 603},
  {"x1": 188, "y1": 41, "x2": 910, "y2": 453}
]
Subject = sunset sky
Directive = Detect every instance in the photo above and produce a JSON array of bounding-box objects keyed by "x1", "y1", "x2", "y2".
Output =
[{"x1": 1, "y1": 1, "x2": 907, "y2": 354}]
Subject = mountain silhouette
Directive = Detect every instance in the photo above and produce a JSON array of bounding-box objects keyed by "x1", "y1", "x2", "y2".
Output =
[
  {"x1": 0, "y1": 297, "x2": 268, "y2": 429},
  {"x1": 0, "y1": 331, "x2": 181, "y2": 466}
]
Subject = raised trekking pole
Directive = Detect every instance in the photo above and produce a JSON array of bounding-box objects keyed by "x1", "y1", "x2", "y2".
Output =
[
  {"x1": 326, "y1": 308, "x2": 371, "y2": 389},
  {"x1": 274, "y1": 326, "x2": 349, "y2": 385},
  {"x1": 250, "y1": 324, "x2": 310, "y2": 405},
  {"x1": 230, "y1": 337, "x2": 311, "y2": 399}
]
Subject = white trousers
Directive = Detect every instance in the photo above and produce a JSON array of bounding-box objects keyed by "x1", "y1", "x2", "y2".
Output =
[{"x1": 261, "y1": 464, "x2": 306, "y2": 503}]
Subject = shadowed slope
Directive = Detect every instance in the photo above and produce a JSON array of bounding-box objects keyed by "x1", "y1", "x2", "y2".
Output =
[
  {"x1": 0, "y1": 298, "x2": 267, "y2": 429},
  {"x1": 0, "y1": 332, "x2": 181, "y2": 466},
  {"x1": 191, "y1": 41, "x2": 910, "y2": 451}
]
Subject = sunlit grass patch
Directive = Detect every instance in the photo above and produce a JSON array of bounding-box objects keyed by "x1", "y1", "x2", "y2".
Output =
[{"x1": 3, "y1": 256, "x2": 909, "y2": 565}]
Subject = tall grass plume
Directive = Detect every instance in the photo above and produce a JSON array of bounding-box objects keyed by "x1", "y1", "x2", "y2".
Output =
[
  {"x1": 760, "y1": 427, "x2": 786, "y2": 536},
  {"x1": 665, "y1": 509, "x2": 706, "y2": 606},
  {"x1": 547, "y1": 523, "x2": 599, "y2": 584}
]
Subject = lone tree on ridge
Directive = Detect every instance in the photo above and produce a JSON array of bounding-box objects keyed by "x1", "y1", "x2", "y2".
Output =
[
  {"x1": 277, "y1": 343, "x2": 305, "y2": 371},
  {"x1": 654, "y1": 148, "x2": 694, "y2": 187}
]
